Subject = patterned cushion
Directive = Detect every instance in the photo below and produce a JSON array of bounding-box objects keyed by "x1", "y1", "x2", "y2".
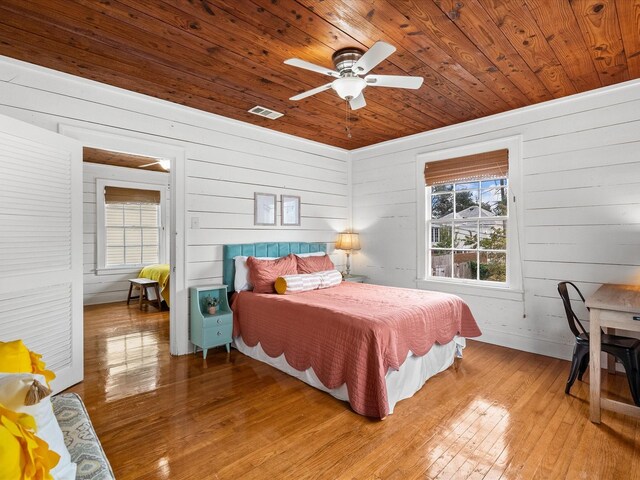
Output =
[
  {"x1": 275, "y1": 270, "x2": 343, "y2": 294},
  {"x1": 51, "y1": 393, "x2": 115, "y2": 480}
]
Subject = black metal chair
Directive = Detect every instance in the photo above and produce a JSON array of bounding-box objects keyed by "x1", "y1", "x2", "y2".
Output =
[{"x1": 558, "y1": 281, "x2": 640, "y2": 405}]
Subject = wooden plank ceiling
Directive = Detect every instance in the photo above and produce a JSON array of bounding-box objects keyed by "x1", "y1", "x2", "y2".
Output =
[
  {"x1": 0, "y1": 0, "x2": 638, "y2": 149},
  {"x1": 84, "y1": 147, "x2": 167, "y2": 172}
]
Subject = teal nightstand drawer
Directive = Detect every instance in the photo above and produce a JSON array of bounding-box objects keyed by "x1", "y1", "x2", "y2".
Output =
[
  {"x1": 202, "y1": 312, "x2": 233, "y2": 329},
  {"x1": 203, "y1": 324, "x2": 232, "y2": 346}
]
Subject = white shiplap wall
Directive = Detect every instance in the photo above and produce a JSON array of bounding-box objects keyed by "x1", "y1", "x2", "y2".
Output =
[
  {"x1": 82, "y1": 163, "x2": 169, "y2": 305},
  {"x1": 351, "y1": 79, "x2": 640, "y2": 360},
  {"x1": 5, "y1": 54, "x2": 639, "y2": 361},
  {"x1": 0, "y1": 57, "x2": 348, "y2": 312}
]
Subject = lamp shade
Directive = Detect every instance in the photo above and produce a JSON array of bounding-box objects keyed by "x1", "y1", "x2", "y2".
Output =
[{"x1": 335, "y1": 232, "x2": 361, "y2": 251}]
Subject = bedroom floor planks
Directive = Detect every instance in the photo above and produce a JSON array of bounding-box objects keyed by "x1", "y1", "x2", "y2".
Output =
[{"x1": 70, "y1": 302, "x2": 640, "y2": 479}]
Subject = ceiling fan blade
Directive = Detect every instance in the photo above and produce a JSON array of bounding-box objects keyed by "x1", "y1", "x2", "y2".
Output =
[
  {"x1": 352, "y1": 41, "x2": 396, "y2": 75},
  {"x1": 349, "y1": 93, "x2": 366, "y2": 110},
  {"x1": 139, "y1": 161, "x2": 160, "y2": 168},
  {"x1": 284, "y1": 58, "x2": 341, "y2": 78},
  {"x1": 365, "y1": 74, "x2": 424, "y2": 89},
  {"x1": 290, "y1": 83, "x2": 333, "y2": 101}
]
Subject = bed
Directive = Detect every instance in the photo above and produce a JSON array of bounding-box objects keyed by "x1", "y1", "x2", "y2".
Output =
[
  {"x1": 138, "y1": 263, "x2": 170, "y2": 307},
  {"x1": 223, "y1": 242, "x2": 480, "y2": 418}
]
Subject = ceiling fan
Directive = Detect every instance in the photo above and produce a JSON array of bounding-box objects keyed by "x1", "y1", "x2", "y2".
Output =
[
  {"x1": 284, "y1": 41, "x2": 424, "y2": 110},
  {"x1": 139, "y1": 159, "x2": 170, "y2": 171}
]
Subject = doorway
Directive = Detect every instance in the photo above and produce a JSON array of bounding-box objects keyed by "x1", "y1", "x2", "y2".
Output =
[{"x1": 60, "y1": 124, "x2": 188, "y2": 356}]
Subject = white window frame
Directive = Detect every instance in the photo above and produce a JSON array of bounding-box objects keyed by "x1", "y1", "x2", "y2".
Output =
[
  {"x1": 96, "y1": 178, "x2": 169, "y2": 274},
  {"x1": 416, "y1": 136, "x2": 524, "y2": 300}
]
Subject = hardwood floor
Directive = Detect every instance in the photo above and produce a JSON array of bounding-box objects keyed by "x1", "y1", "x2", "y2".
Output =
[{"x1": 70, "y1": 302, "x2": 640, "y2": 479}]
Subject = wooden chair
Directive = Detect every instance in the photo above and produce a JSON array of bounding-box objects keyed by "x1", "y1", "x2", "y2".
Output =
[
  {"x1": 558, "y1": 281, "x2": 640, "y2": 405},
  {"x1": 127, "y1": 278, "x2": 162, "y2": 311}
]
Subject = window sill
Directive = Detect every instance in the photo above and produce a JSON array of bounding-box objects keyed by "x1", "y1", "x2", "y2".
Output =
[
  {"x1": 95, "y1": 267, "x2": 144, "y2": 276},
  {"x1": 415, "y1": 278, "x2": 523, "y2": 302}
]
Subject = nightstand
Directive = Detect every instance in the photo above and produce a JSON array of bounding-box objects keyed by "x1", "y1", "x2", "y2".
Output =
[
  {"x1": 189, "y1": 285, "x2": 232, "y2": 359},
  {"x1": 343, "y1": 275, "x2": 367, "y2": 283}
]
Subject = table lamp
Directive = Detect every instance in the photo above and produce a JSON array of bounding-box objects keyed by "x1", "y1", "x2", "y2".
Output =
[{"x1": 335, "y1": 232, "x2": 360, "y2": 277}]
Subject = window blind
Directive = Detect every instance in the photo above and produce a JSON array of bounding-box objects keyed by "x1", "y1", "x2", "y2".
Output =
[
  {"x1": 424, "y1": 149, "x2": 508, "y2": 186},
  {"x1": 104, "y1": 186, "x2": 160, "y2": 204}
]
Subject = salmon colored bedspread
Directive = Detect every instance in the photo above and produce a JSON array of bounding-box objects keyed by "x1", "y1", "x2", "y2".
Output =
[{"x1": 231, "y1": 282, "x2": 481, "y2": 418}]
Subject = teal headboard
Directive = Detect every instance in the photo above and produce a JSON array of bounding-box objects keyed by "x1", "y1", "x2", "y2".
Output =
[{"x1": 223, "y1": 242, "x2": 327, "y2": 292}]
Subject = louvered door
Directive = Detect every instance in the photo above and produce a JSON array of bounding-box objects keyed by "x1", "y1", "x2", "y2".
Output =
[{"x1": 0, "y1": 114, "x2": 83, "y2": 392}]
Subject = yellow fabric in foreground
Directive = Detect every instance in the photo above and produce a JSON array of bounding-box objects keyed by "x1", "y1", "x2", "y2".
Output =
[
  {"x1": 0, "y1": 341, "x2": 55, "y2": 387},
  {"x1": 28, "y1": 352, "x2": 55, "y2": 387},
  {"x1": 139, "y1": 264, "x2": 171, "y2": 307},
  {"x1": 0, "y1": 404, "x2": 59, "y2": 480},
  {"x1": 0, "y1": 340, "x2": 31, "y2": 374}
]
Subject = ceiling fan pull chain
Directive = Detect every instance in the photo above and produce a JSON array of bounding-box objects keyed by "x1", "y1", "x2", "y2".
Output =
[{"x1": 345, "y1": 99, "x2": 352, "y2": 139}]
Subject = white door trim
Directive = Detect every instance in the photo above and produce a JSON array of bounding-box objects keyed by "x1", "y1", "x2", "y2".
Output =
[{"x1": 59, "y1": 123, "x2": 189, "y2": 355}]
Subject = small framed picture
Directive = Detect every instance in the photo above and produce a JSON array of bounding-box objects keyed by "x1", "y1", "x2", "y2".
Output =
[
  {"x1": 281, "y1": 195, "x2": 301, "y2": 226},
  {"x1": 254, "y1": 192, "x2": 276, "y2": 225}
]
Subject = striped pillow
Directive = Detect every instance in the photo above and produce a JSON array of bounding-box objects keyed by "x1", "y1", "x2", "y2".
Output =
[{"x1": 275, "y1": 270, "x2": 342, "y2": 295}]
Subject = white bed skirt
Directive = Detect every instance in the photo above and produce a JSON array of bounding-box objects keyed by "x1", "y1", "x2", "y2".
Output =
[{"x1": 233, "y1": 336, "x2": 466, "y2": 415}]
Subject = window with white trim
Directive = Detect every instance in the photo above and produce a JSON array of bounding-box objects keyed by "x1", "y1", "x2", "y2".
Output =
[
  {"x1": 424, "y1": 148, "x2": 510, "y2": 285},
  {"x1": 97, "y1": 181, "x2": 166, "y2": 271}
]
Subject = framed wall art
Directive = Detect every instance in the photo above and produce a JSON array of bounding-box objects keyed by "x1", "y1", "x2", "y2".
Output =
[
  {"x1": 254, "y1": 192, "x2": 276, "y2": 225},
  {"x1": 281, "y1": 195, "x2": 300, "y2": 226}
]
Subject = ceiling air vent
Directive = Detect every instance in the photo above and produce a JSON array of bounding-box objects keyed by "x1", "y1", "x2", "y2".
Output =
[{"x1": 248, "y1": 105, "x2": 284, "y2": 120}]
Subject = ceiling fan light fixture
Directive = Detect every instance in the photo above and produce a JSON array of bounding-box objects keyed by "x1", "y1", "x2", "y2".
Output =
[{"x1": 332, "y1": 77, "x2": 367, "y2": 100}]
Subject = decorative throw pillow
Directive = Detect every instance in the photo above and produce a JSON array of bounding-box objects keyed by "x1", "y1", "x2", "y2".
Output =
[
  {"x1": 233, "y1": 256, "x2": 277, "y2": 292},
  {"x1": 0, "y1": 340, "x2": 56, "y2": 386},
  {"x1": 295, "y1": 254, "x2": 335, "y2": 274},
  {"x1": 0, "y1": 373, "x2": 77, "y2": 480},
  {"x1": 0, "y1": 403, "x2": 60, "y2": 480},
  {"x1": 246, "y1": 254, "x2": 298, "y2": 293},
  {"x1": 0, "y1": 339, "x2": 32, "y2": 374},
  {"x1": 275, "y1": 270, "x2": 343, "y2": 295}
]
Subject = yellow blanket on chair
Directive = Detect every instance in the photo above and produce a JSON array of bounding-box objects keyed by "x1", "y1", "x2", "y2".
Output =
[{"x1": 139, "y1": 264, "x2": 171, "y2": 307}]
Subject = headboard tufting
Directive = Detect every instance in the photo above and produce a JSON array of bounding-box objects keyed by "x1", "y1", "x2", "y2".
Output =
[{"x1": 222, "y1": 242, "x2": 327, "y2": 292}]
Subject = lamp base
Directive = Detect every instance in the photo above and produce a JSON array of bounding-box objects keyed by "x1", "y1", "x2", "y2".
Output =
[{"x1": 344, "y1": 252, "x2": 352, "y2": 277}]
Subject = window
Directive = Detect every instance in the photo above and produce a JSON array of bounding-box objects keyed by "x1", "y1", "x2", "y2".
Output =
[
  {"x1": 97, "y1": 180, "x2": 167, "y2": 272},
  {"x1": 418, "y1": 142, "x2": 522, "y2": 292},
  {"x1": 429, "y1": 178, "x2": 508, "y2": 283},
  {"x1": 105, "y1": 202, "x2": 160, "y2": 267}
]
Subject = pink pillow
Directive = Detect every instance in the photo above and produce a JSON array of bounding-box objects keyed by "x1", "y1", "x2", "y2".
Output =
[
  {"x1": 246, "y1": 254, "x2": 298, "y2": 293},
  {"x1": 296, "y1": 254, "x2": 335, "y2": 274}
]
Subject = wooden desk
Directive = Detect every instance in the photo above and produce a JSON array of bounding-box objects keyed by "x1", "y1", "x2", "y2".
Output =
[{"x1": 586, "y1": 283, "x2": 640, "y2": 423}]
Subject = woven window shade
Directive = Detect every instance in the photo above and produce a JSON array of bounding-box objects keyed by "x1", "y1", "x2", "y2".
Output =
[
  {"x1": 104, "y1": 186, "x2": 160, "y2": 204},
  {"x1": 424, "y1": 149, "x2": 508, "y2": 186}
]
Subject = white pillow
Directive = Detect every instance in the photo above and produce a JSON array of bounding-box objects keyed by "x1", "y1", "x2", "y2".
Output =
[
  {"x1": 295, "y1": 251, "x2": 326, "y2": 258},
  {"x1": 0, "y1": 373, "x2": 77, "y2": 480},
  {"x1": 233, "y1": 255, "x2": 276, "y2": 292}
]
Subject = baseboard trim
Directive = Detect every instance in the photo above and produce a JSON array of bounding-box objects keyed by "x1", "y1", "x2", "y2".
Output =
[{"x1": 473, "y1": 328, "x2": 574, "y2": 361}]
